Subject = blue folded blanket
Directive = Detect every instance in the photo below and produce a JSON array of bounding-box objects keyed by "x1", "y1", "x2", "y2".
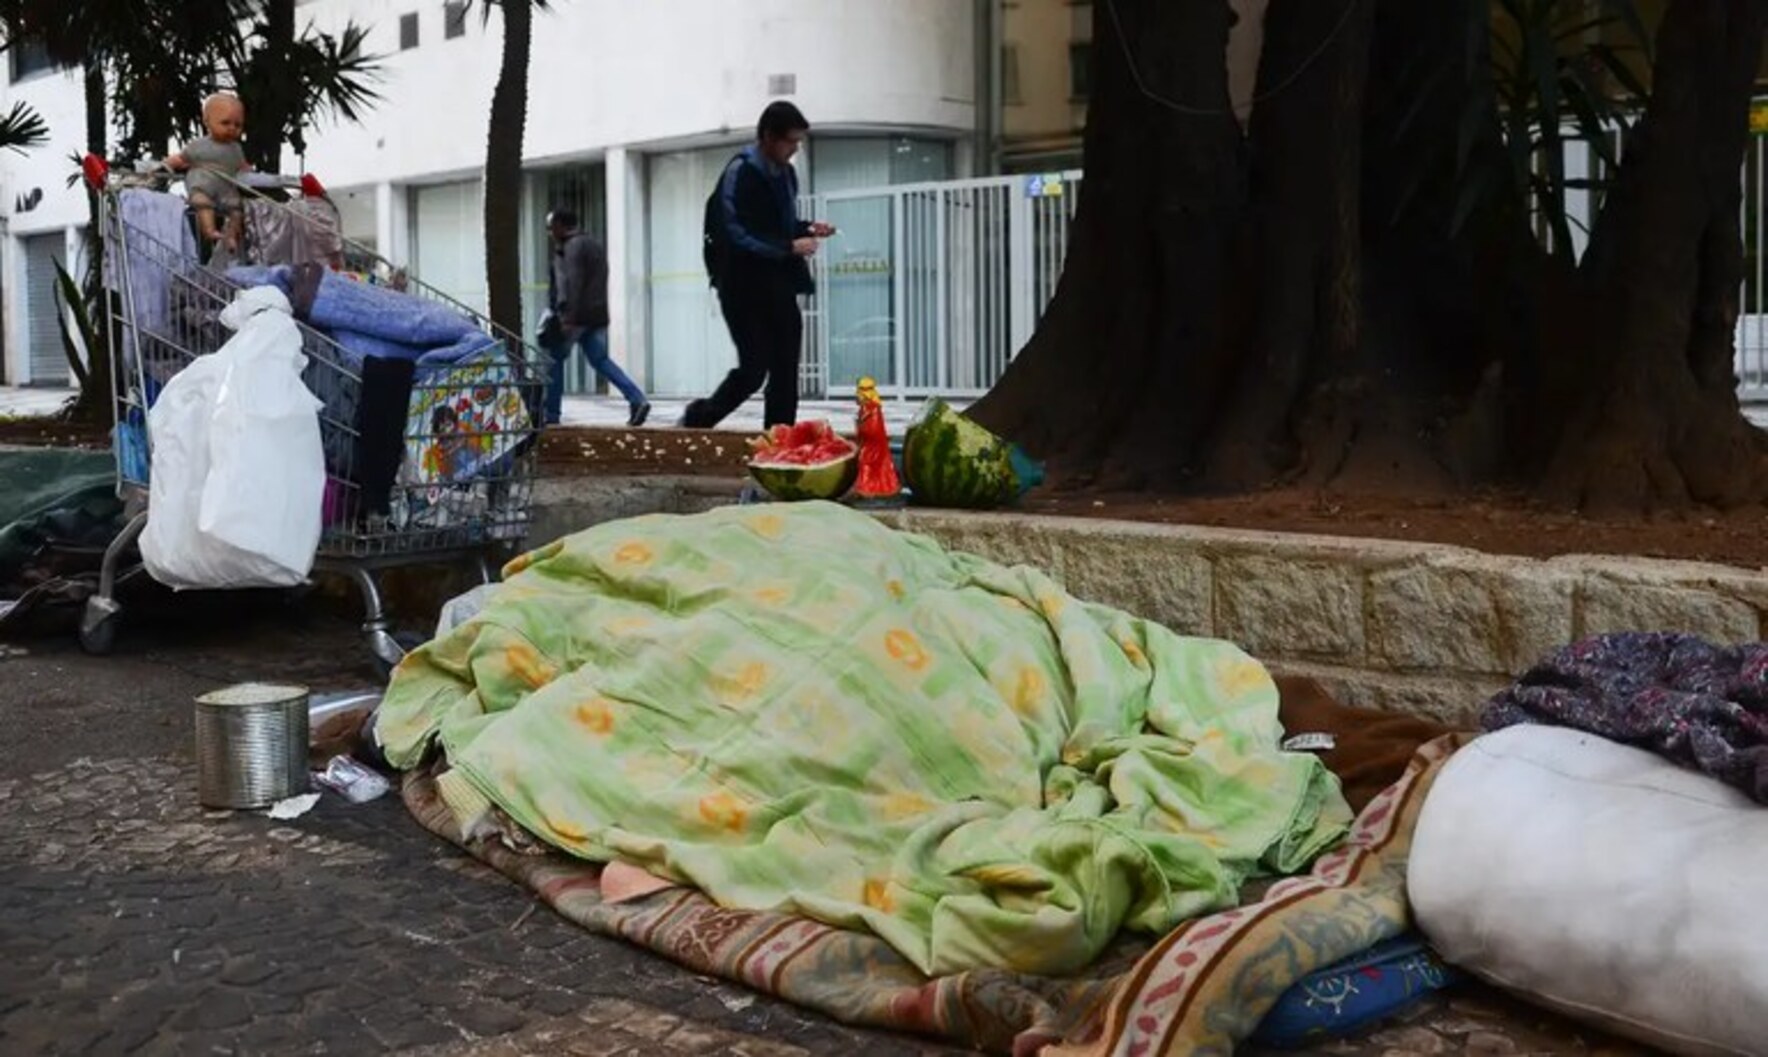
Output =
[
  {"x1": 224, "y1": 265, "x2": 480, "y2": 349},
  {"x1": 416, "y1": 331, "x2": 501, "y2": 370},
  {"x1": 225, "y1": 264, "x2": 292, "y2": 296},
  {"x1": 334, "y1": 329, "x2": 427, "y2": 366},
  {"x1": 308, "y1": 271, "x2": 479, "y2": 347}
]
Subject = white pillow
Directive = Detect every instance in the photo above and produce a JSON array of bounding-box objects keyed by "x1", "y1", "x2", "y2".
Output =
[{"x1": 1409, "y1": 726, "x2": 1768, "y2": 1057}]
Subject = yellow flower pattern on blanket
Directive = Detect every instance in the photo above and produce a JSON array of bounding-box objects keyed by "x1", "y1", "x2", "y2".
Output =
[
  {"x1": 1011, "y1": 666, "x2": 1046, "y2": 716},
  {"x1": 573, "y1": 699, "x2": 615, "y2": 735},
  {"x1": 613, "y1": 541, "x2": 653, "y2": 566},
  {"x1": 713, "y1": 661, "x2": 770, "y2": 706},
  {"x1": 1216, "y1": 655, "x2": 1272, "y2": 699},
  {"x1": 863, "y1": 878, "x2": 896, "y2": 913},
  {"x1": 697, "y1": 792, "x2": 749, "y2": 833},
  {"x1": 747, "y1": 512, "x2": 785, "y2": 539},
  {"x1": 883, "y1": 629, "x2": 930, "y2": 672},
  {"x1": 545, "y1": 813, "x2": 591, "y2": 845},
  {"x1": 504, "y1": 644, "x2": 556, "y2": 689},
  {"x1": 376, "y1": 502, "x2": 1350, "y2": 978}
]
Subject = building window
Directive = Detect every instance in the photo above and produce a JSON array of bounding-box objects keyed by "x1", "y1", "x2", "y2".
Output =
[
  {"x1": 1069, "y1": 42, "x2": 1090, "y2": 101},
  {"x1": 444, "y1": 1, "x2": 467, "y2": 40},
  {"x1": 399, "y1": 12, "x2": 419, "y2": 51},
  {"x1": 8, "y1": 37, "x2": 58, "y2": 83},
  {"x1": 1002, "y1": 44, "x2": 1021, "y2": 106}
]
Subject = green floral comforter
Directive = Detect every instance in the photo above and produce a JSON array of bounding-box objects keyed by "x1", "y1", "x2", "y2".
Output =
[{"x1": 376, "y1": 502, "x2": 1349, "y2": 976}]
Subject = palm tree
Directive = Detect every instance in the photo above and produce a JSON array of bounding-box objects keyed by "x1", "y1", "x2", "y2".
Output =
[
  {"x1": 0, "y1": 0, "x2": 148, "y2": 419},
  {"x1": 0, "y1": 3, "x2": 381, "y2": 420},
  {"x1": 479, "y1": 0, "x2": 550, "y2": 339},
  {"x1": 220, "y1": 0, "x2": 383, "y2": 172}
]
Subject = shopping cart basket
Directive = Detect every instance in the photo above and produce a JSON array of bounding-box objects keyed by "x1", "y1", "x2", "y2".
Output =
[{"x1": 79, "y1": 159, "x2": 546, "y2": 674}]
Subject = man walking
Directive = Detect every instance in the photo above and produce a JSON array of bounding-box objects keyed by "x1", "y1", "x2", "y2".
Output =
[
  {"x1": 540, "y1": 209, "x2": 650, "y2": 427},
  {"x1": 682, "y1": 101, "x2": 834, "y2": 429}
]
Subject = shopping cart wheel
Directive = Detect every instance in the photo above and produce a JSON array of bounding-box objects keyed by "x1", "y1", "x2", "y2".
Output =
[
  {"x1": 80, "y1": 512, "x2": 146, "y2": 657},
  {"x1": 79, "y1": 597, "x2": 122, "y2": 656}
]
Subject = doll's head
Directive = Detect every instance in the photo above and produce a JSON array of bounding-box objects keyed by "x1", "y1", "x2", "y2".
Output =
[{"x1": 202, "y1": 93, "x2": 245, "y2": 144}]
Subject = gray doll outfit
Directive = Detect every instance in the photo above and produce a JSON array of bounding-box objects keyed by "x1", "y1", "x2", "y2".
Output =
[{"x1": 182, "y1": 136, "x2": 246, "y2": 214}]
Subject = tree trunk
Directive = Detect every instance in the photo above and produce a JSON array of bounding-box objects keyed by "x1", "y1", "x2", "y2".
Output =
[
  {"x1": 970, "y1": 0, "x2": 1476, "y2": 492},
  {"x1": 972, "y1": 0, "x2": 1768, "y2": 513},
  {"x1": 1539, "y1": 0, "x2": 1768, "y2": 510},
  {"x1": 1198, "y1": 0, "x2": 1374, "y2": 490},
  {"x1": 968, "y1": 0, "x2": 1245, "y2": 488},
  {"x1": 244, "y1": 0, "x2": 298, "y2": 172},
  {"x1": 84, "y1": 62, "x2": 106, "y2": 157},
  {"x1": 483, "y1": 0, "x2": 532, "y2": 339}
]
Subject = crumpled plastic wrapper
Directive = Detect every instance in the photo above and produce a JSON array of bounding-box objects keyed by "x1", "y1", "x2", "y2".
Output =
[{"x1": 313, "y1": 755, "x2": 391, "y2": 804}]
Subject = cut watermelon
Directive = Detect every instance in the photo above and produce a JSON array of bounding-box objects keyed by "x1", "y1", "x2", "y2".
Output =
[
  {"x1": 747, "y1": 419, "x2": 858, "y2": 501},
  {"x1": 902, "y1": 399, "x2": 1018, "y2": 509}
]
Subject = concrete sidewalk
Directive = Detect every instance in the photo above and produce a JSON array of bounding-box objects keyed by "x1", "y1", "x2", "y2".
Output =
[
  {"x1": 0, "y1": 387, "x2": 956, "y2": 436},
  {"x1": 551, "y1": 394, "x2": 952, "y2": 434},
  {"x1": 0, "y1": 386, "x2": 76, "y2": 419}
]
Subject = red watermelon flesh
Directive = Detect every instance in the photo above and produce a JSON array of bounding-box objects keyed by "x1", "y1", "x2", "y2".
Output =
[{"x1": 747, "y1": 420, "x2": 856, "y2": 466}]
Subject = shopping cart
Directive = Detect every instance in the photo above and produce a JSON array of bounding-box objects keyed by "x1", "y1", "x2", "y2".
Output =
[{"x1": 79, "y1": 159, "x2": 546, "y2": 674}]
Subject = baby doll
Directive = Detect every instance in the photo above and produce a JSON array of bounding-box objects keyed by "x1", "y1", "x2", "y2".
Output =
[{"x1": 166, "y1": 93, "x2": 252, "y2": 250}]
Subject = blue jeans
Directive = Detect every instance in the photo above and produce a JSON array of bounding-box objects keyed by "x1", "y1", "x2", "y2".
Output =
[{"x1": 544, "y1": 326, "x2": 647, "y2": 424}]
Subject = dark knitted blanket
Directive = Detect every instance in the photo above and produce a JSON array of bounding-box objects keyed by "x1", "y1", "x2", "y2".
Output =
[{"x1": 1483, "y1": 631, "x2": 1768, "y2": 803}]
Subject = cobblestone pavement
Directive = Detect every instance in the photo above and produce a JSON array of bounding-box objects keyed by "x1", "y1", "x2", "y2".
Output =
[
  {"x1": 0, "y1": 600, "x2": 1648, "y2": 1056},
  {"x1": 0, "y1": 608, "x2": 959, "y2": 1057}
]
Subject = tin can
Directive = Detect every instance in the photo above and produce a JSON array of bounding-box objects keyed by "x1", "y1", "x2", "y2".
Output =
[{"x1": 195, "y1": 683, "x2": 311, "y2": 809}]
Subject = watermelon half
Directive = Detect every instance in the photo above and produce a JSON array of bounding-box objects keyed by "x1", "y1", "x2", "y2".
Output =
[
  {"x1": 902, "y1": 399, "x2": 1018, "y2": 509},
  {"x1": 746, "y1": 420, "x2": 859, "y2": 501}
]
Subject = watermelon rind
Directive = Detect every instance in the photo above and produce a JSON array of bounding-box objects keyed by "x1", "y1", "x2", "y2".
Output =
[
  {"x1": 902, "y1": 399, "x2": 1017, "y2": 509},
  {"x1": 748, "y1": 452, "x2": 858, "y2": 502}
]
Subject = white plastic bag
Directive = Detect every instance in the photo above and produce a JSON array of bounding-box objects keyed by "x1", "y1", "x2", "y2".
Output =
[{"x1": 140, "y1": 286, "x2": 326, "y2": 589}]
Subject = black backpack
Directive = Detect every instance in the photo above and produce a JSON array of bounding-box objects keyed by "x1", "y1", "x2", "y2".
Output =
[{"x1": 702, "y1": 153, "x2": 744, "y2": 289}]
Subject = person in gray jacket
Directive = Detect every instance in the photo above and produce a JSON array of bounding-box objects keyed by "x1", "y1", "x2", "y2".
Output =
[{"x1": 539, "y1": 209, "x2": 650, "y2": 427}]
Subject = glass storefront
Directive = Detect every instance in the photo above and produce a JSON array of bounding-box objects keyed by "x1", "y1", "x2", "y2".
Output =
[
  {"x1": 410, "y1": 180, "x2": 487, "y2": 316},
  {"x1": 643, "y1": 135, "x2": 955, "y2": 399},
  {"x1": 809, "y1": 137, "x2": 955, "y2": 391}
]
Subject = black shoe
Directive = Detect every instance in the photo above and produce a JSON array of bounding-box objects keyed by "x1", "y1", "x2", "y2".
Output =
[{"x1": 628, "y1": 402, "x2": 651, "y2": 428}]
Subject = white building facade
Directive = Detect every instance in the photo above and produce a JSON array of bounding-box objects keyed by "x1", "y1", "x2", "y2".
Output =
[{"x1": 0, "y1": 0, "x2": 989, "y2": 395}]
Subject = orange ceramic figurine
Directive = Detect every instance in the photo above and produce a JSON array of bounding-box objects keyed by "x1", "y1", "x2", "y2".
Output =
[{"x1": 852, "y1": 376, "x2": 902, "y2": 503}]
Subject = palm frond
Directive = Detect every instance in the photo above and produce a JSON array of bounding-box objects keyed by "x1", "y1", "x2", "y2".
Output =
[
  {"x1": 1430, "y1": 0, "x2": 1651, "y2": 258},
  {"x1": 0, "y1": 99, "x2": 48, "y2": 153},
  {"x1": 293, "y1": 21, "x2": 384, "y2": 124}
]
